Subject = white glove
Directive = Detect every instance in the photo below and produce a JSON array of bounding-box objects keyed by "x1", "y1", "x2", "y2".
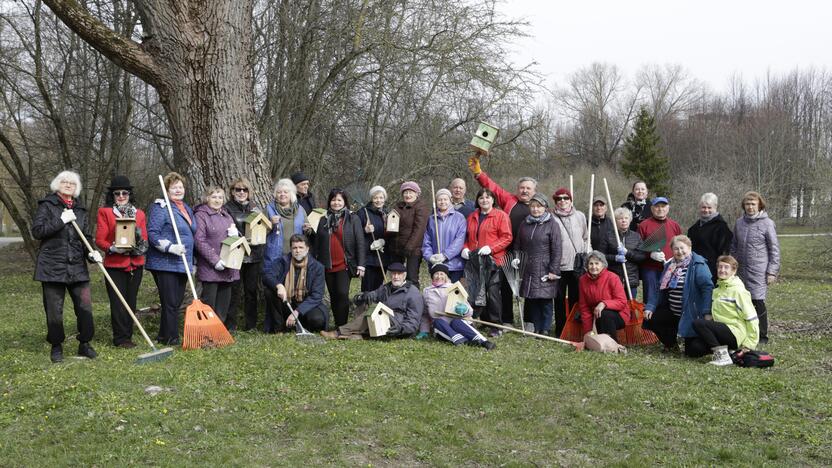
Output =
[
  {"x1": 357, "y1": 266, "x2": 366, "y2": 277},
  {"x1": 157, "y1": 239, "x2": 171, "y2": 252},
  {"x1": 650, "y1": 251, "x2": 666, "y2": 262},
  {"x1": 227, "y1": 225, "x2": 239, "y2": 237},
  {"x1": 370, "y1": 239, "x2": 385, "y2": 251},
  {"x1": 429, "y1": 253, "x2": 446, "y2": 265},
  {"x1": 478, "y1": 245, "x2": 491, "y2": 256},
  {"x1": 461, "y1": 248, "x2": 470, "y2": 260},
  {"x1": 168, "y1": 244, "x2": 186, "y2": 256},
  {"x1": 511, "y1": 258, "x2": 520, "y2": 269},
  {"x1": 214, "y1": 260, "x2": 225, "y2": 271},
  {"x1": 60, "y1": 209, "x2": 76, "y2": 224},
  {"x1": 88, "y1": 251, "x2": 103, "y2": 263},
  {"x1": 364, "y1": 223, "x2": 375, "y2": 234}
]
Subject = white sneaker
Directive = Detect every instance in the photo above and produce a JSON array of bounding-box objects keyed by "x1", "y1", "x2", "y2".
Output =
[{"x1": 708, "y1": 345, "x2": 733, "y2": 366}]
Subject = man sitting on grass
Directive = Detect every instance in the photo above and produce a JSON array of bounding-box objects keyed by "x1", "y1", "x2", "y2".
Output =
[{"x1": 320, "y1": 262, "x2": 422, "y2": 340}]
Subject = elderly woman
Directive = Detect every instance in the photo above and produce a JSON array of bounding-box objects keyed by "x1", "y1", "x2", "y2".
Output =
[
  {"x1": 262, "y1": 178, "x2": 307, "y2": 333},
  {"x1": 551, "y1": 187, "x2": 588, "y2": 338},
  {"x1": 194, "y1": 186, "x2": 240, "y2": 325},
  {"x1": 644, "y1": 235, "x2": 713, "y2": 355},
  {"x1": 514, "y1": 194, "x2": 561, "y2": 335},
  {"x1": 312, "y1": 188, "x2": 366, "y2": 327},
  {"x1": 462, "y1": 188, "x2": 512, "y2": 336},
  {"x1": 730, "y1": 191, "x2": 780, "y2": 344},
  {"x1": 389, "y1": 181, "x2": 429, "y2": 288},
  {"x1": 32, "y1": 170, "x2": 101, "y2": 362},
  {"x1": 687, "y1": 192, "x2": 733, "y2": 282},
  {"x1": 147, "y1": 171, "x2": 196, "y2": 346},
  {"x1": 422, "y1": 188, "x2": 467, "y2": 283},
  {"x1": 690, "y1": 255, "x2": 759, "y2": 365},
  {"x1": 95, "y1": 175, "x2": 149, "y2": 348},
  {"x1": 577, "y1": 251, "x2": 629, "y2": 338},
  {"x1": 356, "y1": 185, "x2": 390, "y2": 292},
  {"x1": 622, "y1": 181, "x2": 650, "y2": 231},
  {"x1": 601, "y1": 208, "x2": 646, "y2": 297},
  {"x1": 224, "y1": 177, "x2": 264, "y2": 331}
]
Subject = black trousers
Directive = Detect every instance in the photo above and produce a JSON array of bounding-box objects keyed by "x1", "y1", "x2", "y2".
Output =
[
  {"x1": 554, "y1": 270, "x2": 580, "y2": 337},
  {"x1": 201, "y1": 281, "x2": 234, "y2": 324},
  {"x1": 361, "y1": 265, "x2": 385, "y2": 292},
  {"x1": 642, "y1": 304, "x2": 680, "y2": 349},
  {"x1": 500, "y1": 273, "x2": 515, "y2": 324},
  {"x1": 104, "y1": 267, "x2": 143, "y2": 345},
  {"x1": 151, "y1": 270, "x2": 186, "y2": 344},
  {"x1": 474, "y1": 267, "x2": 503, "y2": 325},
  {"x1": 752, "y1": 299, "x2": 768, "y2": 341},
  {"x1": 326, "y1": 269, "x2": 352, "y2": 326},
  {"x1": 596, "y1": 309, "x2": 625, "y2": 337},
  {"x1": 230, "y1": 262, "x2": 260, "y2": 331},
  {"x1": 692, "y1": 318, "x2": 738, "y2": 350},
  {"x1": 263, "y1": 286, "x2": 284, "y2": 333},
  {"x1": 42, "y1": 281, "x2": 94, "y2": 346},
  {"x1": 274, "y1": 301, "x2": 328, "y2": 332},
  {"x1": 404, "y1": 252, "x2": 422, "y2": 289}
]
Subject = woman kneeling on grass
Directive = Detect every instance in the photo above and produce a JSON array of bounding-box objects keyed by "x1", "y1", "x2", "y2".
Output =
[
  {"x1": 578, "y1": 251, "x2": 629, "y2": 340},
  {"x1": 690, "y1": 255, "x2": 759, "y2": 365}
]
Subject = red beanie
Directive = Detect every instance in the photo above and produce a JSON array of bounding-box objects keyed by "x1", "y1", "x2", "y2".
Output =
[{"x1": 553, "y1": 188, "x2": 572, "y2": 200}]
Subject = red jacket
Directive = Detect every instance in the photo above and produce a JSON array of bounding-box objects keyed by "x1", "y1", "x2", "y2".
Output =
[
  {"x1": 464, "y1": 208, "x2": 512, "y2": 265},
  {"x1": 637, "y1": 216, "x2": 682, "y2": 271},
  {"x1": 475, "y1": 171, "x2": 521, "y2": 215},
  {"x1": 578, "y1": 268, "x2": 629, "y2": 334},
  {"x1": 96, "y1": 207, "x2": 148, "y2": 271}
]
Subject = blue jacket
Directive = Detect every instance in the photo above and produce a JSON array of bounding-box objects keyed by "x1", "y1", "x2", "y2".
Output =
[
  {"x1": 454, "y1": 199, "x2": 476, "y2": 219},
  {"x1": 647, "y1": 252, "x2": 713, "y2": 338},
  {"x1": 421, "y1": 207, "x2": 467, "y2": 272},
  {"x1": 145, "y1": 200, "x2": 196, "y2": 274},
  {"x1": 262, "y1": 202, "x2": 307, "y2": 283},
  {"x1": 263, "y1": 253, "x2": 328, "y2": 329}
]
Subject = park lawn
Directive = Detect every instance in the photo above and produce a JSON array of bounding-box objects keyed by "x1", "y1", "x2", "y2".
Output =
[{"x1": 0, "y1": 238, "x2": 830, "y2": 466}]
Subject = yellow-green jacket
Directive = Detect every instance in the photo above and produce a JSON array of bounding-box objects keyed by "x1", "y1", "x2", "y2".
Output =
[{"x1": 712, "y1": 275, "x2": 759, "y2": 349}]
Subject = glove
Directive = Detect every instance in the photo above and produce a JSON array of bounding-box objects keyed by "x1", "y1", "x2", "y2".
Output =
[
  {"x1": 227, "y1": 225, "x2": 239, "y2": 237},
  {"x1": 468, "y1": 155, "x2": 482, "y2": 176},
  {"x1": 511, "y1": 258, "x2": 520, "y2": 269},
  {"x1": 357, "y1": 266, "x2": 366, "y2": 277},
  {"x1": 453, "y1": 303, "x2": 468, "y2": 316},
  {"x1": 650, "y1": 251, "x2": 666, "y2": 262},
  {"x1": 364, "y1": 223, "x2": 375, "y2": 234},
  {"x1": 414, "y1": 331, "x2": 429, "y2": 340},
  {"x1": 478, "y1": 245, "x2": 491, "y2": 256},
  {"x1": 157, "y1": 239, "x2": 171, "y2": 252},
  {"x1": 88, "y1": 251, "x2": 103, "y2": 263},
  {"x1": 461, "y1": 248, "x2": 470, "y2": 260},
  {"x1": 766, "y1": 274, "x2": 776, "y2": 285},
  {"x1": 615, "y1": 254, "x2": 626, "y2": 263},
  {"x1": 617, "y1": 245, "x2": 627, "y2": 256},
  {"x1": 109, "y1": 245, "x2": 131, "y2": 254},
  {"x1": 60, "y1": 209, "x2": 76, "y2": 224},
  {"x1": 429, "y1": 253, "x2": 446, "y2": 265},
  {"x1": 168, "y1": 244, "x2": 186, "y2": 256},
  {"x1": 352, "y1": 293, "x2": 367, "y2": 305},
  {"x1": 370, "y1": 239, "x2": 385, "y2": 251},
  {"x1": 386, "y1": 322, "x2": 402, "y2": 336},
  {"x1": 214, "y1": 260, "x2": 225, "y2": 271}
]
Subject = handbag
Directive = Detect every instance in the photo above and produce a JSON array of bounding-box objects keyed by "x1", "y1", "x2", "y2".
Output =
[
  {"x1": 583, "y1": 322, "x2": 627, "y2": 353},
  {"x1": 558, "y1": 216, "x2": 587, "y2": 275}
]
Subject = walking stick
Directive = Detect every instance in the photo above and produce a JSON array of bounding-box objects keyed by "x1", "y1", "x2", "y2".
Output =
[
  {"x1": 430, "y1": 180, "x2": 442, "y2": 254},
  {"x1": 441, "y1": 313, "x2": 584, "y2": 351},
  {"x1": 364, "y1": 207, "x2": 387, "y2": 279}
]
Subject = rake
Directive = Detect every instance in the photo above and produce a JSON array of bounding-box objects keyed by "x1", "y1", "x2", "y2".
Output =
[
  {"x1": 499, "y1": 250, "x2": 527, "y2": 328},
  {"x1": 444, "y1": 313, "x2": 584, "y2": 351},
  {"x1": 637, "y1": 223, "x2": 667, "y2": 253},
  {"x1": 285, "y1": 301, "x2": 325, "y2": 344}
]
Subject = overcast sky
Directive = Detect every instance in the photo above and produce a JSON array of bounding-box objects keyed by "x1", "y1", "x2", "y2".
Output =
[{"x1": 501, "y1": 0, "x2": 831, "y2": 92}]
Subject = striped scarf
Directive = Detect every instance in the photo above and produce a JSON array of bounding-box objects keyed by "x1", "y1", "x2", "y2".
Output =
[{"x1": 284, "y1": 255, "x2": 308, "y2": 304}]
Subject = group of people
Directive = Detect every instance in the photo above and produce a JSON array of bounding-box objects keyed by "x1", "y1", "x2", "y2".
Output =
[{"x1": 33, "y1": 161, "x2": 780, "y2": 365}]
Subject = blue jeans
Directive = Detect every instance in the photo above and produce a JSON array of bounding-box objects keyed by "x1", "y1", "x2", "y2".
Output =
[
  {"x1": 641, "y1": 268, "x2": 662, "y2": 307},
  {"x1": 524, "y1": 298, "x2": 553, "y2": 334}
]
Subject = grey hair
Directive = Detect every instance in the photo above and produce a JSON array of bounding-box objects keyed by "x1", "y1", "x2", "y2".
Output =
[
  {"x1": 50, "y1": 170, "x2": 82, "y2": 197},
  {"x1": 273, "y1": 178, "x2": 298, "y2": 204},
  {"x1": 202, "y1": 185, "x2": 225, "y2": 203},
  {"x1": 613, "y1": 207, "x2": 631, "y2": 220},
  {"x1": 517, "y1": 176, "x2": 538, "y2": 188},
  {"x1": 671, "y1": 234, "x2": 692, "y2": 249},
  {"x1": 584, "y1": 250, "x2": 608, "y2": 269},
  {"x1": 699, "y1": 192, "x2": 718, "y2": 208}
]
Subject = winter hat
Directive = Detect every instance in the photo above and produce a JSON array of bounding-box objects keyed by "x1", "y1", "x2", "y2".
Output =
[
  {"x1": 290, "y1": 171, "x2": 310, "y2": 185},
  {"x1": 430, "y1": 263, "x2": 450, "y2": 277},
  {"x1": 529, "y1": 193, "x2": 549, "y2": 208},
  {"x1": 388, "y1": 262, "x2": 407, "y2": 272},
  {"x1": 553, "y1": 188, "x2": 572, "y2": 200},
  {"x1": 369, "y1": 185, "x2": 388, "y2": 200},
  {"x1": 400, "y1": 181, "x2": 421, "y2": 196},
  {"x1": 107, "y1": 175, "x2": 133, "y2": 191},
  {"x1": 435, "y1": 188, "x2": 452, "y2": 200}
]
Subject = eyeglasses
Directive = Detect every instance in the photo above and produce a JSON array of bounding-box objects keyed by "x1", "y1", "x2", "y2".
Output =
[
  {"x1": 113, "y1": 190, "x2": 130, "y2": 197},
  {"x1": 554, "y1": 196, "x2": 571, "y2": 201},
  {"x1": 233, "y1": 187, "x2": 249, "y2": 193}
]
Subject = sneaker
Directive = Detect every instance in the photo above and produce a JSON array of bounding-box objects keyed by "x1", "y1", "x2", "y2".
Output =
[
  {"x1": 50, "y1": 345, "x2": 63, "y2": 363},
  {"x1": 523, "y1": 322, "x2": 535, "y2": 332},
  {"x1": 708, "y1": 345, "x2": 733, "y2": 366},
  {"x1": 481, "y1": 340, "x2": 496, "y2": 351},
  {"x1": 78, "y1": 342, "x2": 98, "y2": 359}
]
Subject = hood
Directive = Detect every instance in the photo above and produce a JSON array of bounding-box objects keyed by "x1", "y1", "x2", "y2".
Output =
[
  {"x1": 717, "y1": 274, "x2": 745, "y2": 289},
  {"x1": 744, "y1": 211, "x2": 770, "y2": 222},
  {"x1": 39, "y1": 192, "x2": 84, "y2": 210}
]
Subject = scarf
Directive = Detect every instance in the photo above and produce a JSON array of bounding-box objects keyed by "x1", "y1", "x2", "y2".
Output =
[
  {"x1": 660, "y1": 255, "x2": 691, "y2": 289},
  {"x1": 172, "y1": 199, "x2": 192, "y2": 225},
  {"x1": 553, "y1": 205, "x2": 574, "y2": 217},
  {"x1": 284, "y1": 255, "x2": 308, "y2": 304},
  {"x1": 274, "y1": 201, "x2": 299, "y2": 254},
  {"x1": 525, "y1": 211, "x2": 552, "y2": 224},
  {"x1": 699, "y1": 212, "x2": 719, "y2": 224},
  {"x1": 327, "y1": 208, "x2": 346, "y2": 230},
  {"x1": 60, "y1": 197, "x2": 75, "y2": 209},
  {"x1": 114, "y1": 202, "x2": 137, "y2": 219},
  {"x1": 113, "y1": 202, "x2": 148, "y2": 255}
]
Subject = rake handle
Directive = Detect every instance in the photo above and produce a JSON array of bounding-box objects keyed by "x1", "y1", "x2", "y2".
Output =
[
  {"x1": 603, "y1": 178, "x2": 635, "y2": 302},
  {"x1": 364, "y1": 207, "x2": 387, "y2": 280},
  {"x1": 441, "y1": 312, "x2": 583, "y2": 349},
  {"x1": 284, "y1": 300, "x2": 312, "y2": 335}
]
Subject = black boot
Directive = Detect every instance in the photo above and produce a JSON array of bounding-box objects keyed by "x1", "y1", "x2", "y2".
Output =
[
  {"x1": 78, "y1": 342, "x2": 98, "y2": 359},
  {"x1": 50, "y1": 345, "x2": 63, "y2": 363}
]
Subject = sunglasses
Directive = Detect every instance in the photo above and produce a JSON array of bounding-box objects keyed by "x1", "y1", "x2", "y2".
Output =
[
  {"x1": 113, "y1": 190, "x2": 130, "y2": 197},
  {"x1": 554, "y1": 196, "x2": 571, "y2": 201},
  {"x1": 233, "y1": 187, "x2": 249, "y2": 193}
]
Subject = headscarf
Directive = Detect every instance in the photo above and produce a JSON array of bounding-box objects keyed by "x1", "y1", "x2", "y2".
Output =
[{"x1": 525, "y1": 211, "x2": 552, "y2": 224}]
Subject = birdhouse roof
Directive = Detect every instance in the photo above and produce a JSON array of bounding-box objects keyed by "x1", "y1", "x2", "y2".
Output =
[
  {"x1": 447, "y1": 281, "x2": 469, "y2": 299},
  {"x1": 371, "y1": 302, "x2": 395, "y2": 318},
  {"x1": 388, "y1": 209, "x2": 399, "y2": 218},
  {"x1": 244, "y1": 212, "x2": 272, "y2": 229},
  {"x1": 222, "y1": 236, "x2": 252, "y2": 255},
  {"x1": 115, "y1": 217, "x2": 136, "y2": 224}
]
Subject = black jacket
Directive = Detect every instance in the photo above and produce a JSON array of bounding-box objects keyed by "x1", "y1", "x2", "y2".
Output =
[
  {"x1": 224, "y1": 199, "x2": 265, "y2": 263},
  {"x1": 356, "y1": 203, "x2": 390, "y2": 268},
  {"x1": 687, "y1": 214, "x2": 733, "y2": 281},
  {"x1": 599, "y1": 228, "x2": 646, "y2": 292},
  {"x1": 298, "y1": 193, "x2": 317, "y2": 217},
  {"x1": 622, "y1": 194, "x2": 650, "y2": 231},
  {"x1": 590, "y1": 215, "x2": 614, "y2": 251},
  {"x1": 312, "y1": 210, "x2": 367, "y2": 276},
  {"x1": 31, "y1": 193, "x2": 93, "y2": 283}
]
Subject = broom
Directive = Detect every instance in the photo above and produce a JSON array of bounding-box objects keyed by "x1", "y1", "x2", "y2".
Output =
[
  {"x1": 69, "y1": 219, "x2": 173, "y2": 363},
  {"x1": 499, "y1": 250, "x2": 526, "y2": 328},
  {"x1": 157, "y1": 175, "x2": 234, "y2": 350}
]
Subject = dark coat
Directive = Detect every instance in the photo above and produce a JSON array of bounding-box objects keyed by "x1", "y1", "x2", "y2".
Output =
[
  {"x1": 622, "y1": 194, "x2": 650, "y2": 231},
  {"x1": 390, "y1": 199, "x2": 430, "y2": 257},
  {"x1": 590, "y1": 215, "x2": 614, "y2": 251},
  {"x1": 515, "y1": 214, "x2": 561, "y2": 299},
  {"x1": 599, "y1": 228, "x2": 646, "y2": 292},
  {"x1": 32, "y1": 193, "x2": 93, "y2": 283},
  {"x1": 298, "y1": 193, "x2": 317, "y2": 216},
  {"x1": 365, "y1": 281, "x2": 424, "y2": 337},
  {"x1": 356, "y1": 203, "x2": 390, "y2": 268},
  {"x1": 312, "y1": 210, "x2": 367, "y2": 276},
  {"x1": 224, "y1": 199, "x2": 265, "y2": 263},
  {"x1": 687, "y1": 214, "x2": 733, "y2": 281},
  {"x1": 193, "y1": 204, "x2": 240, "y2": 283},
  {"x1": 264, "y1": 253, "x2": 329, "y2": 329}
]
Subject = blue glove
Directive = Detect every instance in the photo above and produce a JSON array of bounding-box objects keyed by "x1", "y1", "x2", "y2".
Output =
[
  {"x1": 615, "y1": 254, "x2": 626, "y2": 263},
  {"x1": 617, "y1": 245, "x2": 627, "y2": 255},
  {"x1": 453, "y1": 303, "x2": 468, "y2": 316},
  {"x1": 414, "y1": 331, "x2": 429, "y2": 340}
]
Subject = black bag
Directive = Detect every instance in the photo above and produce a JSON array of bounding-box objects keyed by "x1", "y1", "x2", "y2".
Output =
[
  {"x1": 730, "y1": 349, "x2": 775, "y2": 368},
  {"x1": 573, "y1": 252, "x2": 588, "y2": 276}
]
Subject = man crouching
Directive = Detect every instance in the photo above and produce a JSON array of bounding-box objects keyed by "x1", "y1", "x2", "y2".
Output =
[{"x1": 320, "y1": 262, "x2": 422, "y2": 339}]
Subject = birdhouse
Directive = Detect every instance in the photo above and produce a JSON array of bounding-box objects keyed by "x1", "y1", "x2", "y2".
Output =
[
  {"x1": 306, "y1": 208, "x2": 327, "y2": 233},
  {"x1": 244, "y1": 212, "x2": 272, "y2": 246},
  {"x1": 367, "y1": 302, "x2": 395, "y2": 337},
  {"x1": 386, "y1": 209, "x2": 400, "y2": 233},
  {"x1": 114, "y1": 218, "x2": 136, "y2": 248},
  {"x1": 443, "y1": 281, "x2": 470, "y2": 314},
  {"x1": 220, "y1": 236, "x2": 251, "y2": 270},
  {"x1": 469, "y1": 122, "x2": 500, "y2": 154}
]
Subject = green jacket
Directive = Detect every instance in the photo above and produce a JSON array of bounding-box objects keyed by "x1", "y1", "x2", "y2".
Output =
[{"x1": 712, "y1": 276, "x2": 759, "y2": 349}]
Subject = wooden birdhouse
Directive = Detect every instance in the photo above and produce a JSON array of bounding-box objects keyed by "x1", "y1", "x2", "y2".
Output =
[
  {"x1": 244, "y1": 212, "x2": 272, "y2": 246},
  {"x1": 367, "y1": 302, "x2": 395, "y2": 337},
  {"x1": 443, "y1": 281, "x2": 470, "y2": 314},
  {"x1": 469, "y1": 122, "x2": 500, "y2": 154},
  {"x1": 114, "y1": 218, "x2": 136, "y2": 248},
  {"x1": 386, "y1": 209, "x2": 400, "y2": 233},
  {"x1": 306, "y1": 208, "x2": 327, "y2": 233},
  {"x1": 220, "y1": 236, "x2": 251, "y2": 270}
]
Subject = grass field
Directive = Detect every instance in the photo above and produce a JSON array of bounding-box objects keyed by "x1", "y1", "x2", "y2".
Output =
[{"x1": 1, "y1": 237, "x2": 830, "y2": 466}]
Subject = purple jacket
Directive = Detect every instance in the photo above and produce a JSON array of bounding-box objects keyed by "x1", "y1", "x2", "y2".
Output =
[
  {"x1": 194, "y1": 204, "x2": 240, "y2": 283},
  {"x1": 421, "y1": 207, "x2": 467, "y2": 272},
  {"x1": 730, "y1": 211, "x2": 780, "y2": 300}
]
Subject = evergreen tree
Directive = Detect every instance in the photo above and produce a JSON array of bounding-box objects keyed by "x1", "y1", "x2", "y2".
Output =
[{"x1": 621, "y1": 106, "x2": 671, "y2": 196}]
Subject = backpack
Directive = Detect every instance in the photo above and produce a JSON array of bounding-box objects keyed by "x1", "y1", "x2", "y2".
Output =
[{"x1": 730, "y1": 349, "x2": 775, "y2": 368}]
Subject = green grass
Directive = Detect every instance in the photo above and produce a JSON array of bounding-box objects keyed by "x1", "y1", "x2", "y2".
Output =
[{"x1": 1, "y1": 241, "x2": 831, "y2": 466}]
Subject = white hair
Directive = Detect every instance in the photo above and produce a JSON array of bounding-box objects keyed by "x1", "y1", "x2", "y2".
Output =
[
  {"x1": 50, "y1": 170, "x2": 82, "y2": 197},
  {"x1": 613, "y1": 207, "x2": 632, "y2": 220},
  {"x1": 699, "y1": 192, "x2": 718, "y2": 209},
  {"x1": 517, "y1": 176, "x2": 538, "y2": 188},
  {"x1": 274, "y1": 178, "x2": 297, "y2": 204}
]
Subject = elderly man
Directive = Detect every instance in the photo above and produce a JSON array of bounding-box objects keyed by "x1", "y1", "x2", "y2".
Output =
[
  {"x1": 638, "y1": 196, "x2": 682, "y2": 306},
  {"x1": 320, "y1": 262, "x2": 423, "y2": 339},
  {"x1": 291, "y1": 171, "x2": 317, "y2": 215},
  {"x1": 449, "y1": 178, "x2": 476, "y2": 218}
]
